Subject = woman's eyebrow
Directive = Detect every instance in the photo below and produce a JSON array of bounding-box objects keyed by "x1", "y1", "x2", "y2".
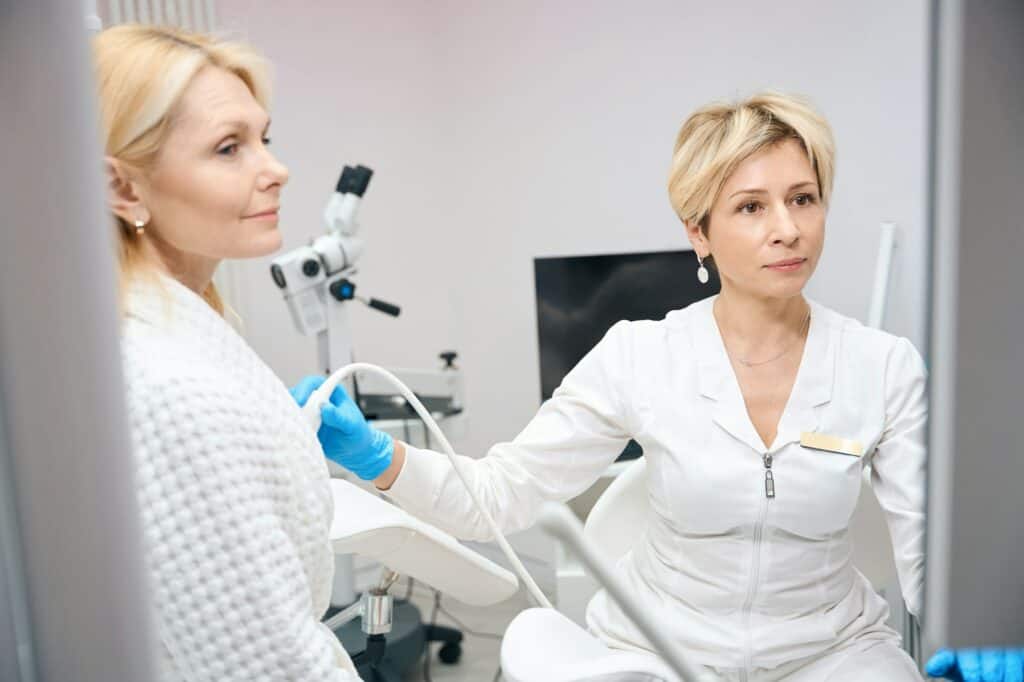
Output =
[
  {"x1": 211, "y1": 117, "x2": 271, "y2": 135},
  {"x1": 728, "y1": 181, "x2": 817, "y2": 199}
]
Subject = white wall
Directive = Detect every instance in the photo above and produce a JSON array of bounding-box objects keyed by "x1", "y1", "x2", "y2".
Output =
[
  {"x1": 218, "y1": 0, "x2": 931, "y2": 462},
  {"x1": 218, "y1": 1, "x2": 459, "y2": 384}
]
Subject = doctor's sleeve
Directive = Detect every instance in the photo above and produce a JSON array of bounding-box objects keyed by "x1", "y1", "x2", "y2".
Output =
[
  {"x1": 383, "y1": 320, "x2": 636, "y2": 541},
  {"x1": 870, "y1": 336, "x2": 928, "y2": 617}
]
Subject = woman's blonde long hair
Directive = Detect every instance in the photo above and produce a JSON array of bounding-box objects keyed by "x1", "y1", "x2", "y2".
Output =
[{"x1": 92, "y1": 24, "x2": 271, "y2": 315}]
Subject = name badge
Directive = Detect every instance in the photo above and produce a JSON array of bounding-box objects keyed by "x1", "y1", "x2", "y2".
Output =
[{"x1": 800, "y1": 432, "x2": 864, "y2": 457}]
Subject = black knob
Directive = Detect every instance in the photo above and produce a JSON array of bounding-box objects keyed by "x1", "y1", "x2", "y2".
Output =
[
  {"x1": 302, "y1": 259, "x2": 321, "y2": 277},
  {"x1": 270, "y1": 263, "x2": 287, "y2": 289},
  {"x1": 329, "y1": 279, "x2": 356, "y2": 301},
  {"x1": 440, "y1": 351, "x2": 458, "y2": 368}
]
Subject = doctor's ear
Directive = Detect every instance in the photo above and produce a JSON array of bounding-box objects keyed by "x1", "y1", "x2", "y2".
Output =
[
  {"x1": 684, "y1": 219, "x2": 709, "y2": 257},
  {"x1": 105, "y1": 156, "x2": 149, "y2": 226}
]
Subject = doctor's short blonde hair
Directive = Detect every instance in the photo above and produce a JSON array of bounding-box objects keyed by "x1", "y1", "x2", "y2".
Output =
[
  {"x1": 667, "y1": 92, "x2": 836, "y2": 234},
  {"x1": 92, "y1": 24, "x2": 271, "y2": 315}
]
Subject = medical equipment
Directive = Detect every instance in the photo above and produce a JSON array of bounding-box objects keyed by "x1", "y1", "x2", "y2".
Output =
[
  {"x1": 302, "y1": 363, "x2": 554, "y2": 611},
  {"x1": 270, "y1": 165, "x2": 401, "y2": 369},
  {"x1": 925, "y1": 0, "x2": 1024, "y2": 652},
  {"x1": 270, "y1": 165, "x2": 463, "y2": 608}
]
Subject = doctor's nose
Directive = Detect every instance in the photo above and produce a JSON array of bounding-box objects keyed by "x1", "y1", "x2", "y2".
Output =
[{"x1": 771, "y1": 207, "x2": 801, "y2": 245}]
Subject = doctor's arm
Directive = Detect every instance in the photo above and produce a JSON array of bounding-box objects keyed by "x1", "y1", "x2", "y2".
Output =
[
  {"x1": 870, "y1": 336, "x2": 928, "y2": 618},
  {"x1": 308, "y1": 321, "x2": 637, "y2": 541}
]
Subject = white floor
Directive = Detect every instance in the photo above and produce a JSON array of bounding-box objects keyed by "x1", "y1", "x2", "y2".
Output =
[{"x1": 400, "y1": 580, "x2": 532, "y2": 682}]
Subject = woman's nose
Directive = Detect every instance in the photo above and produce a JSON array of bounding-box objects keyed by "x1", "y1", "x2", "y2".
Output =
[
  {"x1": 269, "y1": 154, "x2": 290, "y2": 188},
  {"x1": 259, "y1": 149, "x2": 289, "y2": 189},
  {"x1": 772, "y1": 206, "x2": 801, "y2": 244}
]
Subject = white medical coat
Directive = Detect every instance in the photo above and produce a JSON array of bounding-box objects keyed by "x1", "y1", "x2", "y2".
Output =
[
  {"x1": 385, "y1": 295, "x2": 926, "y2": 671},
  {"x1": 121, "y1": 276, "x2": 360, "y2": 681}
]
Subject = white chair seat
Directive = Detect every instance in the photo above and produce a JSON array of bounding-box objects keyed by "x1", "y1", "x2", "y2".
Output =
[
  {"x1": 500, "y1": 608, "x2": 678, "y2": 682},
  {"x1": 328, "y1": 479, "x2": 519, "y2": 606}
]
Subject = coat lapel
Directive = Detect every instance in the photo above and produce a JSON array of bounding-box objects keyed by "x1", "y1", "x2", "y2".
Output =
[
  {"x1": 772, "y1": 299, "x2": 836, "y2": 450},
  {"x1": 692, "y1": 296, "x2": 766, "y2": 454},
  {"x1": 692, "y1": 296, "x2": 836, "y2": 454}
]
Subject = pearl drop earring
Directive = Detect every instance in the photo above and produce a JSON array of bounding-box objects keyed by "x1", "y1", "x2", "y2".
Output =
[{"x1": 696, "y1": 254, "x2": 709, "y2": 284}]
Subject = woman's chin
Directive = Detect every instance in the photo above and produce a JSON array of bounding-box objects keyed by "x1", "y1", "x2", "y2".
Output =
[{"x1": 234, "y1": 228, "x2": 283, "y2": 259}]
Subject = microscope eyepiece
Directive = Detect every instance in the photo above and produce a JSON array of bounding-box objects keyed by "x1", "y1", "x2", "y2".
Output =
[{"x1": 335, "y1": 165, "x2": 373, "y2": 196}]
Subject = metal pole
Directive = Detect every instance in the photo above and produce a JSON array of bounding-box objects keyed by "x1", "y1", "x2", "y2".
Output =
[{"x1": 539, "y1": 503, "x2": 700, "y2": 682}]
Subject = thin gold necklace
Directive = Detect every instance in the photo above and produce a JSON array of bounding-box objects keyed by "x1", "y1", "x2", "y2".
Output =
[{"x1": 725, "y1": 308, "x2": 811, "y2": 368}]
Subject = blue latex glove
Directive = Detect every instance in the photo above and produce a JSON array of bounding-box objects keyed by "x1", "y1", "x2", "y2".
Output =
[
  {"x1": 289, "y1": 375, "x2": 394, "y2": 481},
  {"x1": 927, "y1": 648, "x2": 1024, "y2": 682}
]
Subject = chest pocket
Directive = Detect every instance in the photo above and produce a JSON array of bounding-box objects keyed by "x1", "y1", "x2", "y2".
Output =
[{"x1": 771, "y1": 403, "x2": 886, "y2": 539}]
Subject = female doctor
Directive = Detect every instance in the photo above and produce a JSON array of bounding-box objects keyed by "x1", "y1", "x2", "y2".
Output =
[
  {"x1": 301, "y1": 91, "x2": 1020, "y2": 682},
  {"x1": 302, "y1": 92, "x2": 928, "y2": 680}
]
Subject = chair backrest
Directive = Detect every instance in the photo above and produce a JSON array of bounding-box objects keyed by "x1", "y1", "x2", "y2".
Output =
[
  {"x1": 582, "y1": 457, "x2": 898, "y2": 590},
  {"x1": 582, "y1": 458, "x2": 651, "y2": 565}
]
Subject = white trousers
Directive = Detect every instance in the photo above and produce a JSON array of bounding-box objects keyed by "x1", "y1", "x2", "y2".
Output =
[{"x1": 693, "y1": 636, "x2": 922, "y2": 682}]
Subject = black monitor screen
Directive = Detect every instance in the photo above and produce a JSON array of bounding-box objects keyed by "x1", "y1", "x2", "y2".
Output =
[{"x1": 534, "y1": 249, "x2": 720, "y2": 403}]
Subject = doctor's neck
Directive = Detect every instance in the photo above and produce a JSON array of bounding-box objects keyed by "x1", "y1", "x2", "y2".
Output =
[{"x1": 712, "y1": 288, "x2": 809, "y2": 345}]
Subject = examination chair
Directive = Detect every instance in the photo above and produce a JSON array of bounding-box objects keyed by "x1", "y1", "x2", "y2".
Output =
[
  {"x1": 500, "y1": 456, "x2": 911, "y2": 682},
  {"x1": 326, "y1": 479, "x2": 520, "y2": 680}
]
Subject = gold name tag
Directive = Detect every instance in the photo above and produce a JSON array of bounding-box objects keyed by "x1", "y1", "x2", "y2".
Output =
[{"x1": 800, "y1": 432, "x2": 864, "y2": 457}]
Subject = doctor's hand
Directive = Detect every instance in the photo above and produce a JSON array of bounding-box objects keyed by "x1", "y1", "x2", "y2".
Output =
[
  {"x1": 288, "y1": 375, "x2": 394, "y2": 481},
  {"x1": 926, "y1": 648, "x2": 1024, "y2": 682}
]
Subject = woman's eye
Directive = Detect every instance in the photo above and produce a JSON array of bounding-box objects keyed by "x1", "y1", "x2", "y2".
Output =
[
  {"x1": 740, "y1": 202, "x2": 759, "y2": 214},
  {"x1": 794, "y1": 193, "x2": 815, "y2": 206},
  {"x1": 217, "y1": 143, "x2": 239, "y2": 156},
  {"x1": 262, "y1": 136, "x2": 272, "y2": 146}
]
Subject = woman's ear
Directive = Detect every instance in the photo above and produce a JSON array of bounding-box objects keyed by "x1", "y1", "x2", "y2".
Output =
[
  {"x1": 684, "y1": 219, "x2": 708, "y2": 258},
  {"x1": 105, "y1": 156, "x2": 148, "y2": 226}
]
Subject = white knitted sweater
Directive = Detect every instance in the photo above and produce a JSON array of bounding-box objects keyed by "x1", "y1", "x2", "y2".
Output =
[{"x1": 121, "y1": 276, "x2": 360, "y2": 681}]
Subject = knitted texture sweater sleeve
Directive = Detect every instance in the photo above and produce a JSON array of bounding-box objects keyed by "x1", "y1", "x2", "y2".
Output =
[{"x1": 122, "y1": 278, "x2": 360, "y2": 681}]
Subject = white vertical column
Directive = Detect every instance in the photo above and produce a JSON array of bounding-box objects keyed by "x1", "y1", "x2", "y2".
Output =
[
  {"x1": 204, "y1": 0, "x2": 215, "y2": 30},
  {"x1": 191, "y1": 0, "x2": 204, "y2": 29}
]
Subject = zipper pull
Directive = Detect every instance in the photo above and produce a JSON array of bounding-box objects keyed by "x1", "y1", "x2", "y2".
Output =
[{"x1": 763, "y1": 453, "x2": 775, "y2": 499}]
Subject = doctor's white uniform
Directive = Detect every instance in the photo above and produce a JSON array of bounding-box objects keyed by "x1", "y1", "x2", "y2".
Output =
[{"x1": 384, "y1": 295, "x2": 926, "y2": 681}]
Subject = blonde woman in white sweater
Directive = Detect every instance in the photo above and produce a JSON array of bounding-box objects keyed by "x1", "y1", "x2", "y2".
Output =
[{"x1": 95, "y1": 25, "x2": 360, "y2": 681}]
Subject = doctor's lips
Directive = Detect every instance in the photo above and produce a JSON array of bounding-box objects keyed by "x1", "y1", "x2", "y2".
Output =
[
  {"x1": 243, "y1": 206, "x2": 280, "y2": 220},
  {"x1": 764, "y1": 257, "x2": 806, "y2": 272}
]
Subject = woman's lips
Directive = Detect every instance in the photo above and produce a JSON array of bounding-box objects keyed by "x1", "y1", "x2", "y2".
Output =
[{"x1": 765, "y1": 258, "x2": 806, "y2": 272}]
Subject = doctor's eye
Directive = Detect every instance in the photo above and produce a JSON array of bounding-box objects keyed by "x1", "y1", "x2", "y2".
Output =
[{"x1": 793, "y1": 193, "x2": 817, "y2": 206}]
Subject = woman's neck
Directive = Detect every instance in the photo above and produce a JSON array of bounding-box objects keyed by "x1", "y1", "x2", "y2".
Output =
[
  {"x1": 140, "y1": 235, "x2": 219, "y2": 296},
  {"x1": 712, "y1": 286, "x2": 809, "y2": 357}
]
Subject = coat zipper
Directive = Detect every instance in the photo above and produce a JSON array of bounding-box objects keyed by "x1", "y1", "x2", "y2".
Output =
[
  {"x1": 741, "y1": 450, "x2": 775, "y2": 681},
  {"x1": 763, "y1": 452, "x2": 775, "y2": 499}
]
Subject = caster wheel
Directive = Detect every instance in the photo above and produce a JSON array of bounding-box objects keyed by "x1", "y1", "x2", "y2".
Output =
[{"x1": 438, "y1": 642, "x2": 462, "y2": 665}]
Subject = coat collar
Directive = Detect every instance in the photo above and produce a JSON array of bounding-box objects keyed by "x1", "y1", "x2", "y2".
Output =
[
  {"x1": 691, "y1": 295, "x2": 836, "y2": 453},
  {"x1": 121, "y1": 272, "x2": 237, "y2": 352},
  {"x1": 123, "y1": 274, "x2": 227, "y2": 336}
]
